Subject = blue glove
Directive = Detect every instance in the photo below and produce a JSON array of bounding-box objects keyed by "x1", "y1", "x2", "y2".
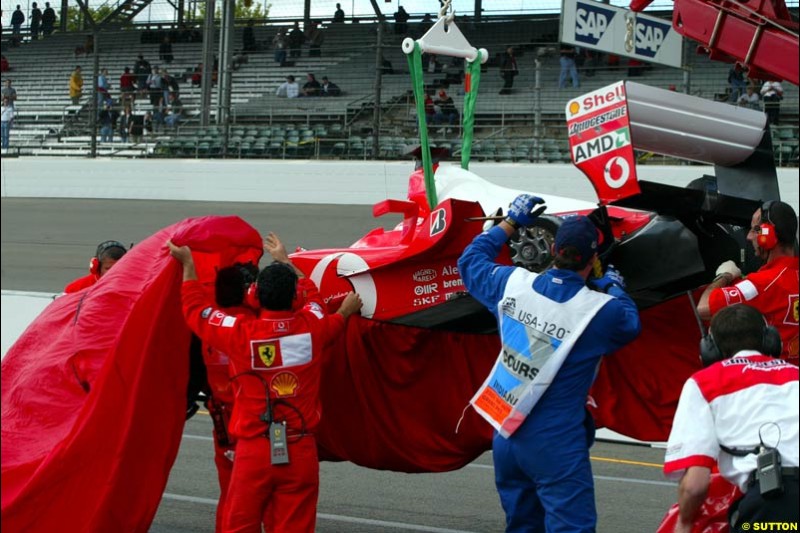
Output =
[
  {"x1": 506, "y1": 194, "x2": 545, "y2": 227},
  {"x1": 589, "y1": 264, "x2": 626, "y2": 293}
]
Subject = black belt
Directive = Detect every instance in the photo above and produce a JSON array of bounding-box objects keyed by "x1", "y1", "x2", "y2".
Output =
[{"x1": 747, "y1": 466, "x2": 800, "y2": 487}]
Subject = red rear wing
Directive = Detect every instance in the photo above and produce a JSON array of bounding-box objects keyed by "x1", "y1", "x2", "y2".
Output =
[{"x1": 567, "y1": 81, "x2": 769, "y2": 205}]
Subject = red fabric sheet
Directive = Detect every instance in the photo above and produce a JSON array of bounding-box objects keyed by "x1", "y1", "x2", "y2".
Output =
[
  {"x1": 317, "y1": 318, "x2": 498, "y2": 472},
  {"x1": 1, "y1": 216, "x2": 263, "y2": 533},
  {"x1": 590, "y1": 293, "x2": 704, "y2": 442}
]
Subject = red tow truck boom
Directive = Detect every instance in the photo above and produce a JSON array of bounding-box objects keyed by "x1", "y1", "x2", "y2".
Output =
[{"x1": 630, "y1": 0, "x2": 799, "y2": 85}]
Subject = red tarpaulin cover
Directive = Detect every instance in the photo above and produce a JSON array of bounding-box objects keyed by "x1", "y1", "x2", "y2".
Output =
[
  {"x1": 1, "y1": 216, "x2": 263, "y2": 533},
  {"x1": 2, "y1": 215, "x2": 699, "y2": 532}
]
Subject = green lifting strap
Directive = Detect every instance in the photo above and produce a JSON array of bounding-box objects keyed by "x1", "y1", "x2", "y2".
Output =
[
  {"x1": 406, "y1": 42, "x2": 437, "y2": 210},
  {"x1": 460, "y1": 50, "x2": 482, "y2": 170}
]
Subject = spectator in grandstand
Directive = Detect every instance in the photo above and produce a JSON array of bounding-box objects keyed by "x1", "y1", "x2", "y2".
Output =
[
  {"x1": 242, "y1": 19, "x2": 257, "y2": 52},
  {"x1": 1, "y1": 97, "x2": 14, "y2": 150},
  {"x1": 394, "y1": 6, "x2": 410, "y2": 34},
  {"x1": 191, "y1": 64, "x2": 203, "y2": 87},
  {"x1": 74, "y1": 34, "x2": 94, "y2": 57},
  {"x1": 119, "y1": 67, "x2": 136, "y2": 105},
  {"x1": 737, "y1": 85, "x2": 761, "y2": 110},
  {"x1": 333, "y1": 3, "x2": 345, "y2": 23},
  {"x1": 419, "y1": 13, "x2": 433, "y2": 36},
  {"x1": 727, "y1": 63, "x2": 747, "y2": 104},
  {"x1": 0, "y1": 55, "x2": 10, "y2": 73},
  {"x1": 559, "y1": 44, "x2": 580, "y2": 89},
  {"x1": 164, "y1": 93, "x2": 183, "y2": 129},
  {"x1": 69, "y1": 66, "x2": 83, "y2": 105},
  {"x1": 134, "y1": 55, "x2": 151, "y2": 94},
  {"x1": 147, "y1": 67, "x2": 163, "y2": 107},
  {"x1": 2, "y1": 79, "x2": 17, "y2": 107},
  {"x1": 499, "y1": 46, "x2": 519, "y2": 95},
  {"x1": 143, "y1": 110, "x2": 153, "y2": 137},
  {"x1": 627, "y1": 58, "x2": 647, "y2": 77},
  {"x1": 760, "y1": 80, "x2": 784, "y2": 125},
  {"x1": 159, "y1": 36, "x2": 174, "y2": 64},
  {"x1": 30, "y1": 3, "x2": 42, "y2": 40},
  {"x1": 161, "y1": 69, "x2": 178, "y2": 105},
  {"x1": 41, "y1": 2, "x2": 56, "y2": 36},
  {"x1": 97, "y1": 68, "x2": 112, "y2": 108},
  {"x1": 288, "y1": 21, "x2": 305, "y2": 59},
  {"x1": 119, "y1": 105, "x2": 133, "y2": 143},
  {"x1": 272, "y1": 28, "x2": 288, "y2": 67},
  {"x1": 10, "y1": 5, "x2": 24, "y2": 38},
  {"x1": 306, "y1": 20, "x2": 324, "y2": 57},
  {"x1": 301, "y1": 73, "x2": 321, "y2": 97},
  {"x1": 276, "y1": 75, "x2": 300, "y2": 98},
  {"x1": 99, "y1": 103, "x2": 118, "y2": 143},
  {"x1": 232, "y1": 49, "x2": 248, "y2": 71},
  {"x1": 583, "y1": 49, "x2": 600, "y2": 78},
  {"x1": 433, "y1": 88, "x2": 458, "y2": 127},
  {"x1": 380, "y1": 54, "x2": 395, "y2": 75},
  {"x1": 423, "y1": 91, "x2": 435, "y2": 123},
  {"x1": 320, "y1": 76, "x2": 341, "y2": 97}
]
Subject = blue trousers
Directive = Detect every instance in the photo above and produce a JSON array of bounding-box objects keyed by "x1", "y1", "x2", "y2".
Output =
[
  {"x1": 559, "y1": 57, "x2": 579, "y2": 89},
  {"x1": 1, "y1": 121, "x2": 10, "y2": 149},
  {"x1": 493, "y1": 429, "x2": 596, "y2": 533}
]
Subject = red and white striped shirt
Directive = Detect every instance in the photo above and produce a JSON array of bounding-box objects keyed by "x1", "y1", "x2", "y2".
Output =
[{"x1": 664, "y1": 351, "x2": 799, "y2": 491}]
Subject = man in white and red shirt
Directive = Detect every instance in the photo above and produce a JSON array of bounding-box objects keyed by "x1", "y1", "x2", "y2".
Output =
[
  {"x1": 664, "y1": 304, "x2": 799, "y2": 533},
  {"x1": 168, "y1": 233, "x2": 362, "y2": 533},
  {"x1": 697, "y1": 200, "x2": 799, "y2": 364}
]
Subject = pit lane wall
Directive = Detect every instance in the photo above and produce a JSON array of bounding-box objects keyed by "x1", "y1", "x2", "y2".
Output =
[{"x1": 2, "y1": 158, "x2": 797, "y2": 210}]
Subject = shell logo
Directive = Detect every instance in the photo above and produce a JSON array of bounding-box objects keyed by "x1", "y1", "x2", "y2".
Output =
[
  {"x1": 271, "y1": 372, "x2": 299, "y2": 397},
  {"x1": 568, "y1": 101, "x2": 581, "y2": 115}
]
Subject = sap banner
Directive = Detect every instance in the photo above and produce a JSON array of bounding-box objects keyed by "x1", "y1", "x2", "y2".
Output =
[{"x1": 560, "y1": 0, "x2": 683, "y2": 68}]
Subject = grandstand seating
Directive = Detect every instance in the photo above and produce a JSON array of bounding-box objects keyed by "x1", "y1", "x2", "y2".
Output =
[{"x1": 1, "y1": 16, "x2": 797, "y2": 165}]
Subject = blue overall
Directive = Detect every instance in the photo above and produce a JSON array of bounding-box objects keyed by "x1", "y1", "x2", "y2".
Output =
[{"x1": 458, "y1": 225, "x2": 641, "y2": 533}]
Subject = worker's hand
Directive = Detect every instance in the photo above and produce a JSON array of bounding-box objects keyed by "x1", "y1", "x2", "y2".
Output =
[
  {"x1": 506, "y1": 194, "x2": 546, "y2": 227},
  {"x1": 264, "y1": 232, "x2": 290, "y2": 264},
  {"x1": 337, "y1": 292, "x2": 363, "y2": 319},
  {"x1": 589, "y1": 264, "x2": 625, "y2": 293},
  {"x1": 715, "y1": 260, "x2": 741, "y2": 281},
  {"x1": 166, "y1": 240, "x2": 193, "y2": 266}
]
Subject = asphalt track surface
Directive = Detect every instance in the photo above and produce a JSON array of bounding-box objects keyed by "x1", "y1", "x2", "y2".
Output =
[{"x1": 1, "y1": 198, "x2": 677, "y2": 533}]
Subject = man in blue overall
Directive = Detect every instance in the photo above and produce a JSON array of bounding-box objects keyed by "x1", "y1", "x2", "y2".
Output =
[{"x1": 458, "y1": 194, "x2": 642, "y2": 532}]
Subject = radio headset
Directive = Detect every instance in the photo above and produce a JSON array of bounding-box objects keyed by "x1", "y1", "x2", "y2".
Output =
[
  {"x1": 686, "y1": 290, "x2": 782, "y2": 366},
  {"x1": 90, "y1": 240, "x2": 127, "y2": 276},
  {"x1": 756, "y1": 201, "x2": 780, "y2": 250},
  {"x1": 699, "y1": 321, "x2": 782, "y2": 367}
]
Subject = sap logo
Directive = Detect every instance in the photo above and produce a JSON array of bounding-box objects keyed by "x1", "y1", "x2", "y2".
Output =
[
  {"x1": 635, "y1": 17, "x2": 671, "y2": 58},
  {"x1": 574, "y1": 2, "x2": 616, "y2": 45}
]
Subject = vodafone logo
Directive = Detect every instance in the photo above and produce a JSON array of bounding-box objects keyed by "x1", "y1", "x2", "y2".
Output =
[{"x1": 603, "y1": 156, "x2": 630, "y2": 189}]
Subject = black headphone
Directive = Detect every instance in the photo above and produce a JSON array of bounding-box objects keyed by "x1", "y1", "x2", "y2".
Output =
[
  {"x1": 90, "y1": 240, "x2": 127, "y2": 276},
  {"x1": 699, "y1": 323, "x2": 783, "y2": 366}
]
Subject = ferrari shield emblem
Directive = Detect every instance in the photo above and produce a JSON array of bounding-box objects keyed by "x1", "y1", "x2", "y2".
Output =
[
  {"x1": 252, "y1": 341, "x2": 283, "y2": 369},
  {"x1": 258, "y1": 344, "x2": 277, "y2": 366}
]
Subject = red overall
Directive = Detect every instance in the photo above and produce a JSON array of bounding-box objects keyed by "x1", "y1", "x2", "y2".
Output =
[
  {"x1": 182, "y1": 278, "x2": 345, "y2": 533},
  {"x1": 203, "y1": 304, "x2": 253, "y2": 533},
  {"x1": 63, "y1": 273, "x2": 98, "y2": 293},
  {"x1": 708, "y1": 256, "x2": 800, "y2": 363}
]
